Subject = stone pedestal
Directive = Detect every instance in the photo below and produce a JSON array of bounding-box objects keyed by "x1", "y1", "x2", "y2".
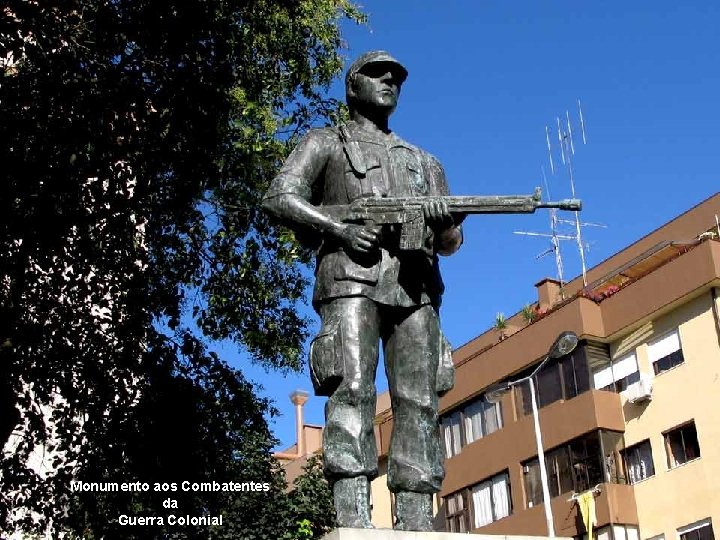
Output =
[{"x1": 321, "y1": 529, "x2": 570, "y2": 540}]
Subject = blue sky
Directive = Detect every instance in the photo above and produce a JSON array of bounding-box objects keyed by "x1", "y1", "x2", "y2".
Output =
[{"x1": 237, "y1": 1, "x2": 720, "y2": 451}]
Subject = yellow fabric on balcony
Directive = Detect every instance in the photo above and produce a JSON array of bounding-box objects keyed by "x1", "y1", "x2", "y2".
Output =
[{"x1": 577, "y1": 490, "x2": 597, "y2": 540}]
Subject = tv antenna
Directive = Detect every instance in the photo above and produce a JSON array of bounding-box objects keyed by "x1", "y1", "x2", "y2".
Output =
[
  {"x1": 514, "y1": 167, "x2": 574, "y2": 296},
  {"x1": 516, "y1": 100, "x2": 604, "y2": 288}
]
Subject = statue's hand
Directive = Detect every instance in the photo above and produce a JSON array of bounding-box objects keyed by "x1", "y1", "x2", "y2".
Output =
[
  {"x1": 421, "y1": 198, "x2": 454, "y2": 230},
  {"x1": 335, "y1": 223, "x2": 381, "y2": 255},
  {"x1": 422, "y1": 198, "x2": 463, "y2": 256}
]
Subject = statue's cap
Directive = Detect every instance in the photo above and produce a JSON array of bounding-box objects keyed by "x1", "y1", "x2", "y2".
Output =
[{"x1": 345, "y1": 50, "x2": 408, "y2": 86}]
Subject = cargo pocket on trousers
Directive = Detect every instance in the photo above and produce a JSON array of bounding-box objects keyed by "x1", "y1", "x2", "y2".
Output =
[
  {"x1": 309, "y1": 317, "x2": 344, "y2": 397},
  {"x1": 436, "y1": 333, "x2": 455, "y2": 396}
]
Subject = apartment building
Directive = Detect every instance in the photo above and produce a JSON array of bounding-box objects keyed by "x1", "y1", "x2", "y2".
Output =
[
  {"x1": 279, "y1": 192, "x2": 720, "y2": 538},
  {"x1": 371, "y1": 192, "x2": 720, "y2": 537}
]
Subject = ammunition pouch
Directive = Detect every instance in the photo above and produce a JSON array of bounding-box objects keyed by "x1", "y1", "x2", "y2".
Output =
[
  {"x1": 309, "y1": 316, "x2": 345, "y2": 396},
  {"x1": 436, "y1": 333, "x2": 455, "y2": 396}
]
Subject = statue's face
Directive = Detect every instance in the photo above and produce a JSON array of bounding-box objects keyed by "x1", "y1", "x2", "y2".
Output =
[{"x1": 350, "y1": 62, "x2": 403, "y2": 115}]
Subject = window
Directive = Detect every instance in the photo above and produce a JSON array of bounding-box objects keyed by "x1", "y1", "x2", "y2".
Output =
[
  {"x1": 602, "y1": 429, "x2": 626, "y2": 484},
  {"x1": 621, "y1": 440, "x2": 655, "y2": 484},
  {"x1": 628, "y1": 527, "x2": 641, "y2": 540},
  {"x1": 616, "y1": 526, "x2": 641, "y2": 540},
  {"x1": 523, "y1": 431, "x2": 609, "y2": 507},
  {"x1": 595, "y1": 526, "x2": 613, "y2": 540},
  {"x1": 588, "y1": 525, "x2": 641, "y2": 540},
  {"x1": 441, "y1": 394, "x2": 502, "y2": 457},
  {"x1": 592, "y1": 352, "x2": 640, "y2": 393},
  {"x1": 515, "y1": 344, "x2": 591, "y2": 415},
  {"x1": 471, "y1": 472, "x2": 512, "y2": 528},
  {"x1": 569, "y1": 435, "x2": 605, "y2": 491},
  {"x1": 442, "y1": 411, "x2": 462, "y2": 458},
  {"x1": 444, "y1": 490, "x2": 469, "y2": 532},
  {"x1": 664, "y1": 422, "x2": 700, "y2": 468},
  {"x1": 545, "y1": 444, "x2": 574, "y2": 497},
  {"x1": 464, "y1": 399, "x2": 502, "y2": 445},
  {"x1": 444, "y1": 472, "x2": 512, "y2": 532},
  {"x1": 523, "y1": 459, "x2": 543, "y2": 507},
  {"x1": 649, "y1": 329, "x2": 684, "y2": 375},
  {"x1": 679, "y1": 519, "x2": 715, "y2": 540}
]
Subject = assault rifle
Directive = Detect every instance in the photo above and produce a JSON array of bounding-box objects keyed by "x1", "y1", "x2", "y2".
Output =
[{"x1": 320, "y1": 187, "x2": 581, "y2": 251}]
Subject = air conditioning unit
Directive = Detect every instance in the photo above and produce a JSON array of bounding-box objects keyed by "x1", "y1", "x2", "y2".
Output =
[{"x1": 628, "y1": 377, "x2": 653, "y2": 404}]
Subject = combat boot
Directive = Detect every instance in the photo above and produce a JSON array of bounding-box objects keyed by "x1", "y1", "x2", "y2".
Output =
[
  {"x1": 333, "y1": 476, "x2": 374, "y2": 528},
  {"x1": 394, "y1": 491, "x2": 433, "y2": 531}
]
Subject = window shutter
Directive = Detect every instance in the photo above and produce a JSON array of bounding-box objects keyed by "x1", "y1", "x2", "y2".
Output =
[
  {"x1": 648, "y1": 330, "x2": 681, "y2": 363},
  {"x1": 612, "y1": 352, "x2": 639, "y2": 380}
]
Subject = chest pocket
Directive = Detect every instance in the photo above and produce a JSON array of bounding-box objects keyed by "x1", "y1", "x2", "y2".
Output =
[
  {"x1": 342, "y1": 140, "x2": 388, "y2": 200},
  {"x1": 391, "y1": 145, "x2": 427, "y2": 195}
]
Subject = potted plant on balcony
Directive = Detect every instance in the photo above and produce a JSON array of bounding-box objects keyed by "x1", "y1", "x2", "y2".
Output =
[
  {"x1": 521, "y1": 303, "x2": 538, "y2": 325},
  {"x1": 494, "y1": 312, "x2": 508, "y2": 341}
]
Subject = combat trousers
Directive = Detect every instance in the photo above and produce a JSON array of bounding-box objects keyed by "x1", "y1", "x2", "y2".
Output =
[{"x1": 319, "y1": 296, "x2": 444, "y2": 494}]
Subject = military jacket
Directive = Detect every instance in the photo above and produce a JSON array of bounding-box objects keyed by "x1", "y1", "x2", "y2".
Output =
[{"x1": 264, "y1": 121, "x2": 454, "y2": 308}]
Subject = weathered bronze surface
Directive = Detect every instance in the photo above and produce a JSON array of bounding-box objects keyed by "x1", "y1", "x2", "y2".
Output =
[
  {"x1": 263, "y1": 50, "x2": 456, "y2": 531},
  {"x1": 262, "y1": 50, "x2": 580, "y2": 532}
]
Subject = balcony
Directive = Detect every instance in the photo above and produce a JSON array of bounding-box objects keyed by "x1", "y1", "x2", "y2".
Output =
[
  {"x1": 441, "y1": 390, "x2": 625, "y2": 496},
  {"x1": 472, "y1": 482, "x2": 638, "y2": 537}
]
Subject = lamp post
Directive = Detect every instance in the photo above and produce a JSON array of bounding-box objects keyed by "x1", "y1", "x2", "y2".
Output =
[{"x1": 486, "y1": 331, "x2": 579, "y2": 538}]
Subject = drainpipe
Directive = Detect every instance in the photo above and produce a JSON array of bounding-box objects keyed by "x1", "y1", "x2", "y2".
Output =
[
  {"x1": 290, "y1": 389, "x2": 310, "y2": 456},
  {"x1": 273, "y1": 389, "x2": 310, "y2": 461}
]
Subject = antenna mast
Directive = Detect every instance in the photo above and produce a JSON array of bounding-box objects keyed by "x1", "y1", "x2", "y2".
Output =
[
  {"x1": 516, "y1": 100, "x2": 604, "y2": 289},
  {"x1": 558, "y1": 104, "x2": 588, "y2": 284}
]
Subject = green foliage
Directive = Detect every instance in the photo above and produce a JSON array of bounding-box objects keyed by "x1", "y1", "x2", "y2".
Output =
[
  {"x1": 521, "y1": 303, "x2": 538, "y2": 324},
  {"x1": 284, "y1": 454, "x2": 335, "y2": 539},
  {"x1": 494, "y1": 312, "x2": 508, "y2": 330},
  {"x1": 65, "y1": 339, "x2": 290, "y2": 539},
  {"x1": 0, "y1": 0, "x2": 364, "y2": 537},
  {"x1": 296, "y1": 519, "x2": 314, "y2": 539}
]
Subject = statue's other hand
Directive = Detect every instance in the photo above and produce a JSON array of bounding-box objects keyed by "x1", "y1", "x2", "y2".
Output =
[
  {"x1": 337, "y1": 223, "x2": 381, "y2": 255},
  {"x1": 421, "y1": 198, "x2": 454, "y2": 230}
]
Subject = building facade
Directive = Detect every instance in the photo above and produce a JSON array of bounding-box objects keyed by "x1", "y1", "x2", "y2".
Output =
[{"x1": 371, "y1": 192, "x2": 720, "y2": 538}]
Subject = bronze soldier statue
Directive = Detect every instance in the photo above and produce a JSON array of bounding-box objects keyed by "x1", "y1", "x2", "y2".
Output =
[{"x1": 263, "y1": 50, "x2": 463, "y2": 531}]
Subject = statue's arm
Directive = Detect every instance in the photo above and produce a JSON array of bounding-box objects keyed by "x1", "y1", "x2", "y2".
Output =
[
  {"x1": 263, "y1": 193, "x2": 346, "y2": 239},
  {"x1": 262, "y1": 131, "x2": 345, "y2": 238},
  {"x1": 426, "y1": 155, "x2": 463, "y2": 256},
  {"x1": 261, "y1": 130, "x2": 379, "y2": 253}
]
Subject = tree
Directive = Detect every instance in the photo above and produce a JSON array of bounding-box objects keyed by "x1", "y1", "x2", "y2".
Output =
[
  {"x1": 0, "y1": 0, "x2": 363, "y2": 536},
  {"x1": 285, "y1": 454, "x2": 335, "y2": 539}
]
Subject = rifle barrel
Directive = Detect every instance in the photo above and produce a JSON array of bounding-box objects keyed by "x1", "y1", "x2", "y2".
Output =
[
  {"x1": 343, "y1": 194, "x2": 582, "y2": 215},
  {"x1": 538, "y1": 199, "x2": 582, "y2": 211}
]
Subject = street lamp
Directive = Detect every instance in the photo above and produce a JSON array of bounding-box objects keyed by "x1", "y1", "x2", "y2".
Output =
[{"x1": 485, "y1": 331, "x2": 579, "y2": 538}]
